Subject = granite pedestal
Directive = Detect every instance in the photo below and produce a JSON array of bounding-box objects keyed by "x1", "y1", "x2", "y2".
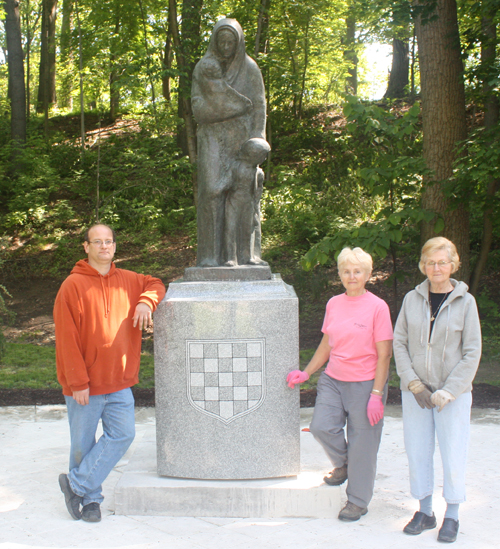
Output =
[{"x1": 154, "y1": 274, "x2": 300, "y2": 480}]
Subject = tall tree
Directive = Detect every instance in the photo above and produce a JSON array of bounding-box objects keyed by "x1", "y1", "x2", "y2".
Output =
[
  {"x1": 384, "y1": 38, "x2": 409, "y2": 98},
  {"x1": 5, "y1": 0, "x2": 27, "y2": 144},
  {"x1": 414, "y1": 0, "x2": 469, "y2": 278},
  {"x1": 36, "y1": 0, "x2": 58, "y2": 113},
  {"x1": 109, "y1": 14, "x2": 121, "y2": 121},
  {"x1": 343, "y1": 12, "x2": 357, "y2": 95},
  {"x1": 254, "y1": 0, "x2": 271, "y2": 57},
  {"x1": 469, "y1": 4, "x2": 499, "y2": 294},
  {"x1": 23, "y1": 1, "x2": 43, "y2": 120},
  {"x1": 385, "y1": 1, "x2": 412, "y2": 99},
  {"x1": 170, "y1": 0, "x2": 202, "y2": 162},
  {"x1": 161, "y1": 15, "x2": 173, "y2": 101},
  {"x1": 59, "y1": 0, "x2": 73, "y2": 109}
]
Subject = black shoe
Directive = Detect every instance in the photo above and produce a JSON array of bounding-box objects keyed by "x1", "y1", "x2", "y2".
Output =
[
  {"x1": 403, "y1": 511, "x2": 437, "y2": 535},
  {"x1": 324, "y1": 464, "x2": 348, "y2": 486},
  {"x1": 58, "y1": 473, "x2": 82, "y2": 520},
  {"x1": 82, "y1": 502, "x2": 101, "y2": 523},
  {"x1": 438, "y1": 518, "x2": 459, "y2": 543}
]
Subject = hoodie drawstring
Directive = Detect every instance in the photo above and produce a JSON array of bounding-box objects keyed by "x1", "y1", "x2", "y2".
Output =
[{"x1": 100, "y1": 276, "x2": 110, "y2": 318}]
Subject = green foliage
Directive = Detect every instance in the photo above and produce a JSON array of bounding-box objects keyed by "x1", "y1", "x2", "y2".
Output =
[
  {"x1": 262, "y1": 106, "x2": 372, "y2": 255},
  {"x1": 301, "y1": 97, "x2": 432, "y2": 271},
  {"x1": 452, "y1": 125, "x2": 500, "y2": 250},
  {"x1": 476, "y1": 288, "x2": 500, "y2": 336},
  {"x1": 0, "y1": 119, "x2": 195, "y2": 277}
]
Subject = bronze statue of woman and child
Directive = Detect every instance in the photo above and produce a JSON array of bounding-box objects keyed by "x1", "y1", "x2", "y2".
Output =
[{"x1": 191, "y1": 19, "x2": 271, "y2": 272}]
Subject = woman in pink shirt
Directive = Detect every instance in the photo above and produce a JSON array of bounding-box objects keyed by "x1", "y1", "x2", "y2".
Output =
[{"x1": 287, "y1": 247, "x2": 393, "y2": 521}]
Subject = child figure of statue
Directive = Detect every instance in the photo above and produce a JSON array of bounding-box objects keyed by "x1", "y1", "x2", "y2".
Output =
[
  {"x1": 198, "y1": 56, "x2": 253, "y2": 116},
  {"x1": 224, "y1": 138, "x2": 271, "y2": 266}
]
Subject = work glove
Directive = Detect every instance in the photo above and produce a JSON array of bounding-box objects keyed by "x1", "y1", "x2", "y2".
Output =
[
  {"x1": 431, "y1": 389, "x2": 456, "y2": 412},
  {"x1": 408, "y1": 379, "x2": 435, "y2": 410},
  {"x1": 286, "y1": 370, "x2": 309, "y2": 389},
  {"x1": 367, "y1": 393, "x2": 384, "y2": 426}
]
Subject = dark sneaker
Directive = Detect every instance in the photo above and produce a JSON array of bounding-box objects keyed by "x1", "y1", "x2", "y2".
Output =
[
  {"x1": 338, "y1": 501, "x2": 368, "y2": 521},
  {"x1": 404, "y1": 511, "x2": 437, "y2": 535},
  {"x1": 82, "y1": 502, "x2": 101, "y2": 523},
  {"x1": 58, "y1": 473, "x2": 82, "y2": 520},
  {"x1": 438, "y1": 518, "x2": 459, "y2": 543},
  {"x1": 324, "y1": 464, "x2": 348, "y2": 486}
]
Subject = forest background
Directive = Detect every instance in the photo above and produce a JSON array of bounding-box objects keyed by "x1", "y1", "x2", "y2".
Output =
[{"x1": 1, "y1": 0, "x2": 500, "y2": 398}]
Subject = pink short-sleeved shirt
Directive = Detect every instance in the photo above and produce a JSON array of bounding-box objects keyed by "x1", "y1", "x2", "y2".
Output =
[{"x1": 322, "y1": 291, "x2": 393, "y2": 382}]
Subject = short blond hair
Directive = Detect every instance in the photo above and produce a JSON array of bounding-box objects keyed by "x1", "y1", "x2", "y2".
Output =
[
  {"x1": 419, "y1": 237, "x2": 460, "y2": 274},
  {"x1": 337, "y1": 247, "x2": 373, "y2": 275}
]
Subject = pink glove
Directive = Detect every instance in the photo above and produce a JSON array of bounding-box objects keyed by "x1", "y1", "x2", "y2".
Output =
[
  {"x1": 366, "y1": 393, "x2": 384, "y2": 426},
  {"x1": 286, "y1": 370, "x2": 309, "y2": 389}
]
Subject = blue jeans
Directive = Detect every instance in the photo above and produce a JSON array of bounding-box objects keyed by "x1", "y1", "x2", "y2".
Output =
[
  {"x1": 402, "y1": 390, "x2": 471, "y2": 504},
  {"x1": 65, "y1": 388, "x2": 135, "y2": 506}
]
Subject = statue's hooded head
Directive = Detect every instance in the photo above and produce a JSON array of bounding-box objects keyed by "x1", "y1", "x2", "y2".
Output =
[{"x1": 207, "y1": 19, "x2": 247, "y2": 85}]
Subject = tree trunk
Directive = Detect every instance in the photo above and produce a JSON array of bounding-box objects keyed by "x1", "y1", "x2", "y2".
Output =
[
  {"x1": 162, "y1": 17, "x2": 173, "y2": 101},
  {"x1": 297, "y1": 14, "x2": 310, "y2": 119},
  {"x1": 172, "y1": 0, "x2": 202, "y2": 163},
  {"x1": 59, "y1": 0, "x2": 73, "y2": 109},
  {"x1": 254, "y1": 0, "x2": 270, "y2": 58},
  {"x1": 75, "y1": 0, "x2": 85, "y2": 158},
  {"x1": 109, "y1": 17, "x2": 120, "y2": 121},
  {"x1": 384, "y1": 39, "x2": 409, "y2": 99},
  {"x1": 343, "y1": 15, "x2": 357, "y2": 95},
  {"x1": 414, "y1": 0, "x2": 469, "y2": 280},
  {"x1": 36, "y1": 0, "x2": 58, "y2": 113},
  {"x1": 5, "y1": 0, "x2": 27, "y2": 145},
  {"x1": 410, "y1": 26, "x2": 416, "y2": 99},
  {"x1": 169, "y1": 0, "x2": 200, "y2": 200},
  {"x1": 469, "y1": 14, "x2": 499, "y2": 295},
  {"x1": 284, "y1": 27, "x2": 298, "y2": 116},
  {"x1": 138, "y1": 0, "x2": 158, "y2": 126},
  {"x1": 23, "y1": 1, "x2": 42, "y2": 120}
]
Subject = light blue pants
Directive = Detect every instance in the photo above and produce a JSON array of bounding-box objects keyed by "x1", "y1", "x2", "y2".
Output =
[
  {"x1": 402, "y1": 390, "x2": 472, "y2": 504},
  {"x1": 65, "y1": 388, "x2": 135, "y2": 506},
  {"x1": 310, "y1": 373, "x2": 386, "y2": 508}
]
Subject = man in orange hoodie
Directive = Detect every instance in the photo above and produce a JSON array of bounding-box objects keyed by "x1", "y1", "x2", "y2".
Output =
[{"x1": 54, "y1": 224, "x2": 165, "y2": 522}]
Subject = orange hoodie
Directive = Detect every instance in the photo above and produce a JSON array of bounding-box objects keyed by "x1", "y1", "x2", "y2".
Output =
[{"x1": 54, "y1": 259, "x2": 166, "y2": 396}]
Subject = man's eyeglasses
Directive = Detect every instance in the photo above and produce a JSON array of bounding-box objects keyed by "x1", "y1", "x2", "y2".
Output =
[{"x1": 88, "y1": 240, "x2": 115, "y2": 247}]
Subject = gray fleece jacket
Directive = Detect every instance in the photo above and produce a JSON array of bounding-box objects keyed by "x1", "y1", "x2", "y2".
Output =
[{"x1": 394, "y1": 278, "x2": 481, "y2": 398}]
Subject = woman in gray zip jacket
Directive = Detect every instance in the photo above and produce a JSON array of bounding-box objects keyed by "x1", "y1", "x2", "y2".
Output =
[{"x1": 394, "y1": 237, "x2": 481, "y2": 544}]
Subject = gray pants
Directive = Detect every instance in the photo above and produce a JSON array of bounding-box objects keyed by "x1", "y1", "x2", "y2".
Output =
[{"x1": 310, "y1": 372, "x2": 386, "y2": 508}]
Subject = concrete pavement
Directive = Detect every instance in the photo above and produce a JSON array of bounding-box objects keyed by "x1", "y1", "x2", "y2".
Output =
[{"x1": 0, "y1": 405, "x2": 499, "y2": 549}]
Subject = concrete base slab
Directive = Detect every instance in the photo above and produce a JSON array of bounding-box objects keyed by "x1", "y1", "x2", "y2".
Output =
[{"x1": 115, "y1": 426, "x2": 340, "y2": 518}]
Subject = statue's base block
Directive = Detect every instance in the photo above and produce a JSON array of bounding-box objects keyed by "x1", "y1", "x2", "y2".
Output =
[
  {"x1": 154, "y1": 274, "x2": 300, "y2": 480},
  {"x1": 115, "y1": 429, "x2": 340, "y2": 518},
  {"x1": 183, "y1": 265, "x2": 272, "y2": 281}
]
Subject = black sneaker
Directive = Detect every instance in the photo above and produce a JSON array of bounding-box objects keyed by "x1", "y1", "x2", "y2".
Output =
[
  {"x1": 58, "y1": 474, "x2": 82, "y2": 520},
  {"x1": 82, "y1": 502, "x2": 101, "y2": 523}
]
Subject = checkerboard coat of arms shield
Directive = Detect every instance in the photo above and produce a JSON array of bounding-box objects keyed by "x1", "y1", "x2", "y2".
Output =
[{"x1": 186, "y1": 339, "x2": 265, "y2": 424}]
